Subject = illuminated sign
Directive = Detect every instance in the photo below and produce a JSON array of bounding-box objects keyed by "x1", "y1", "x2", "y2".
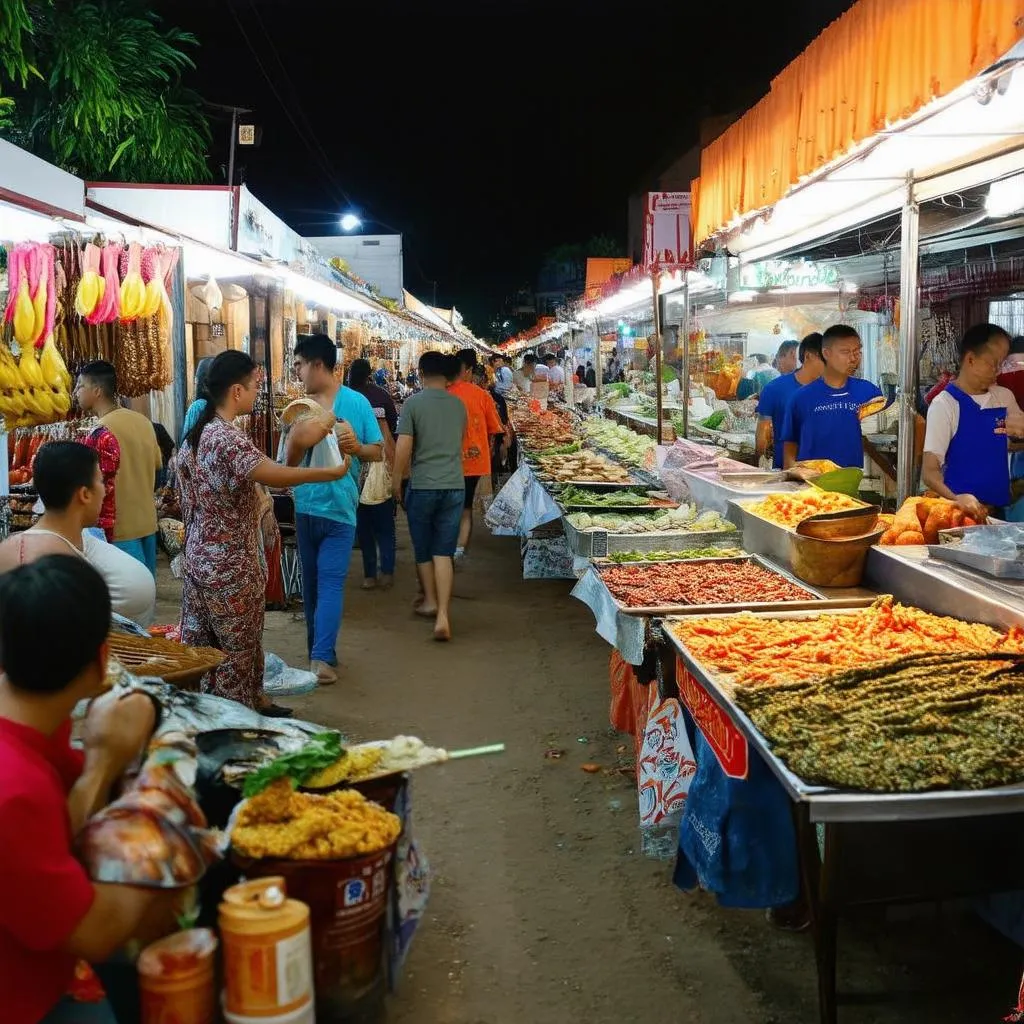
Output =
[{"x1": 740, "y1": 259, "x2": 840, "y2": 292}]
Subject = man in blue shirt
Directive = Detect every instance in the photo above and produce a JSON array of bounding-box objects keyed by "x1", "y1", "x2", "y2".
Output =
[
  {"x1": 781, "y1": 324, "x2": 882, "y2": 469},
  {"x1": 286, "y1": 334, "x2": 383, "y2": 683},
  {"x1": 755, "y1": 334, "x2": 824, "y2": 468}
]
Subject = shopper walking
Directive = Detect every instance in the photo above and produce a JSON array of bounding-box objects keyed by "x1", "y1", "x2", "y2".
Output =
[
  {"x1": 176, "y1": 350, "x2": 351, "y2": 711},
  {"x1": 286, "y1": 334, "x2": 383, "y2": 683},
  {"x1": 392, "y1": 351, "x2": 467, "y2": 642},
  {"x1": 348, "y1": 358, "x2": 398, "y2": 590},
  {"x1": 449, "y1": 349, "x2": 504, "y2": 562},
  {"x1": 75, "y1": 361, "x2": 162, "y2": 576}
]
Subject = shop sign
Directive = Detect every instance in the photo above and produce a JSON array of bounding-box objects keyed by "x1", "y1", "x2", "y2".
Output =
[
  {"x1": 675, "y1": 661, "x2": 748, "y2": 779},
  {"x1": 740, "y1": 259, "x2": 839, "y2": 292},
  {"x1": 643, "y1": 192, "x2": 691, "y2": 268}
]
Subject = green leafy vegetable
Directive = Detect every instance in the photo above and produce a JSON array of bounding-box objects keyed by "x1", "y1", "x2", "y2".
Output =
[
  {"x1": 700, "y1": 410, "x2": 727, "y2": 430},
  {"x1": 558, "y1": 485, "x2": 660, "y2": 508},
  {"x1": 242, "y1": 732, "x2": 345, "y2": 798}
]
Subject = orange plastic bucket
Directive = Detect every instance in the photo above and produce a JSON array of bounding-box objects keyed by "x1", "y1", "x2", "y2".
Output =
[
  {"x1": 138, "y1": 928, "x2": 218, "y2": 1024},
  {"x1": 219, "y1": 876, "x2": 313, "y2": 1019}
]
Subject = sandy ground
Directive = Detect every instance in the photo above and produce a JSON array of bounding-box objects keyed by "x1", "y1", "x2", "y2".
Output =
[{"x1": 157, "y1": 525, "x2": 1020, "y2": 1024}]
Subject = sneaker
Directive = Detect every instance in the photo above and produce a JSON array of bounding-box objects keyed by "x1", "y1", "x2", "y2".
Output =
[{"x1": 310, "y1": 660, "x2": 338, "y2": 685}]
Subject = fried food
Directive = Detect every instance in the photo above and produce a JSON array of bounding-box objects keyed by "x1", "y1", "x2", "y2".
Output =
[
  {"x1": 736, "y1": 651, "x2": 1024, "y2": 791},
  {"x1": 232, "y1": 780, "x2": 401, "y2": 860},
  {"x1": 670, "y1": 596, "x2": 1024, "y2": 691},
  {"x1": 303, "y1": 745, "x2": 385, "y2": 789},
  {"x1": 743, "y1": 488, "x2": 865, "y2": 528}
]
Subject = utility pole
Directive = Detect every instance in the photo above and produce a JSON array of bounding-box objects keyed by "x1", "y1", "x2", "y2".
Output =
[{"x1": 205, "y1": 102, "x2": 253, "y2": 186}]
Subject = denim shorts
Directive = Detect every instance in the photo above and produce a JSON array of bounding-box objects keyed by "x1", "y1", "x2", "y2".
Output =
[{"x1": 405, "y1": 487, "x2": 464, "y2": 562}]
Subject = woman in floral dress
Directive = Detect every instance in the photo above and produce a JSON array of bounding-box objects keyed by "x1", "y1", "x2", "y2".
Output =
[{"x1": 176, "y1": 350, "x2": 350, "y2": 710}]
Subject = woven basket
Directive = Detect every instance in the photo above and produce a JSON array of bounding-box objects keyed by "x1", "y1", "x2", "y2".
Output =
[{"x1": 107, "y1": 633, "x2": 224, "y2": 691}]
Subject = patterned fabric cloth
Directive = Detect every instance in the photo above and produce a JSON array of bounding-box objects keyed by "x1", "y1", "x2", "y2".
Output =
[
  {"x1": 175, "y1": 417, "x2": 266, "y2": 708},
  {"x1": 83, "y1": 426, "x2": 119, "y2": 542}
]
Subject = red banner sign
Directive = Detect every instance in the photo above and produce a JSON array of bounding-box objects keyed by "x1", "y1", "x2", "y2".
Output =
[{"x1": 675, "y1": 660, "x2": 748, "y2": 780}]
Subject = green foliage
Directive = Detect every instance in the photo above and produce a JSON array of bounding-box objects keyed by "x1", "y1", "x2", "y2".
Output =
[
  {"x1": 0, "y1": 0, "x2": 35, "y2": 85},
  {"x1": 1, "y1": 0, "x2": 211, "y2": 182}
]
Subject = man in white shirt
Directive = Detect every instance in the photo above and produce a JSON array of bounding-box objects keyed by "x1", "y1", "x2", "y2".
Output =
[
  {"x1": 543, "y1": 354, "x2": 565, "y2": 386},
  {"x1": 531, "y1": 353, "x2": 550, "y2": 382},
  {"x1": 513, "y1": 354, "x2": 537, "y2": 392}
]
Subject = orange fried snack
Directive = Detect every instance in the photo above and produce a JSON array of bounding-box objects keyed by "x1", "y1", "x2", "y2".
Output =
[
  {"x1": 232, "y1": 779, "x2": 401, "y2": 860},
  {"x1": 670, "y1": 596, "x2": 1024, "y2": 690},
  {"x1": 743, "y1": 489, "x2": 864, "y2": 528}
]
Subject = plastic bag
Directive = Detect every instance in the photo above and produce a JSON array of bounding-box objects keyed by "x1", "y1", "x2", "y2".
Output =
[{"x1": 361, "y1": 459, "x2": 393, "y2": 505}]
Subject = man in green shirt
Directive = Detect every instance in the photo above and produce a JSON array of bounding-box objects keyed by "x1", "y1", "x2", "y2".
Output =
[{"x1": 392, "y1": 352, "x2": 467, "y2": 642}]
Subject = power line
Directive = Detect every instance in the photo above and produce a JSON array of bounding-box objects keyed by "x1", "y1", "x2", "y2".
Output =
[
  {"x1": 244, "y1": 0, "x2": 354, "y2": 211},
  {"x1": 222, "y1": 0, "x2": 352, "y2": 209}
]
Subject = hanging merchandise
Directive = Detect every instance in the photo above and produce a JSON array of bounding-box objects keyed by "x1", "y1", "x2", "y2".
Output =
[
  {"x1": 88, "y1": 244, "x2": 122, "y2": 325},
  {"x1": 139, "y1": 246, "x2": 165, "y2": 320},
  {"x1": 74, "y1": 243, "x2": 104, "y2": 319},
  {"x1": 119, "y1": 242, "x2": 147, "y2": 322},
  {"x1": 1, "y1": 242, "x2": 71, "y2": 427}
]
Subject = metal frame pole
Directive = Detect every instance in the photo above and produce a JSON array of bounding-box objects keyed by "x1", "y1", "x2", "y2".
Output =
[
  {"x1": 680, "y1": 279, "x2": 691, "y2": 438},
  {"x1": 651, "y1": 269, "x2": 664, "y2": 445},
  {"x1": 896, "y1": 177, "x2": 920, "y2": 505}
]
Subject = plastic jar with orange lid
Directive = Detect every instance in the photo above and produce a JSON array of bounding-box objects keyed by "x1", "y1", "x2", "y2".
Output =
[
  {"x1": 138, "y1": 927, "x2": 218, "y2": 1024},
  {"x1": 219, "y1": 876, "x2": 314, "y2": 1019}
]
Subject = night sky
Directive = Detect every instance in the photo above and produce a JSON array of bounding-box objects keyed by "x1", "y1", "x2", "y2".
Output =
[{"x1": 160, "y1": 0, "x2": 856, "y2": 332}]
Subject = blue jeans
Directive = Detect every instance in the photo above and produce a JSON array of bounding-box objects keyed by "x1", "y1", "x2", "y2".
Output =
[
  {"x1": 296, "y1": 513, "x2": 356, "y2": 664},
  {"x1": 405, "y1": 487, "x2": 464, "y2": 563},
  {"x1": 113, "y1": 533, "x2": 157, "y2": 577},
  {"x1": 356, "y1": 499, "x2": 397, "y2": 578}
]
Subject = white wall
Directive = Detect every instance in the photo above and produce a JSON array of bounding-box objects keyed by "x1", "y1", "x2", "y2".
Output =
[
  {"x1": 307, "y1": 234, "x2": 403, "y2": 300},
  {"x1": 87, "y1": 185, "x2": 232, "y2": 248},
  {"x1": 0, "y1": 139, "x2": 84, "y2": 217}
]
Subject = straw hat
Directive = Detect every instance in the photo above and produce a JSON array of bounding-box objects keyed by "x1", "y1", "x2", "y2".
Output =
[{"x1": 279, "y1": 398, "x2": 335, "y2": 429}]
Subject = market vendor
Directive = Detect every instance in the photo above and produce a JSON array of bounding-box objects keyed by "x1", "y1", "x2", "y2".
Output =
[
  {"x1": 0, "y1": 555, "x2": 171, "y2": 1024},
  {"x1": 755, "y1": 334, "x2": 824, "y2": 469},
  {"x1": 781, "y1": 324, "x2": 883, "y2": 469},
  {"x1": 922, "y1": 323, "x2": 1024, "y2": 520}
]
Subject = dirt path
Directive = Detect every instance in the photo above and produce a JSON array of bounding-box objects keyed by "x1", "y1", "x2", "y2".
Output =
[{"x1": 158, "y1": 527, "x2": 1018, "y2": 1024}]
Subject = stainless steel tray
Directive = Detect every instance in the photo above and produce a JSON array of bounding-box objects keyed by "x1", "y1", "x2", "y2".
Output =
[
  {"x1": 562, "y1": 515, "x2": 740, "y2": 559},
  {"x1": 927, "y1": 543, "x2": 1024, "y2": 580},
  {"x1": 595, "y1": 553, "x2": 835, "y2": 616},
  {"x1": 729, "y1": 501, "x2": 796, "y2": 567},
  {"x1": 662, "y1": 611, "x2": 1024, "y2": 823}
]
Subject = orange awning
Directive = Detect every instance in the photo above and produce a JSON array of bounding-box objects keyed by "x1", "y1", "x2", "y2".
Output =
[
  {"x1": 584, "y1": 258, "x2": 633, "y2": 303},
  {"x1": 693, "y1": 0, "x2": 1024, "y2": 245}
]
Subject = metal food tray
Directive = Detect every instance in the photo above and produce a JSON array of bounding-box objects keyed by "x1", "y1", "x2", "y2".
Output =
[
  {"x1": 927, "y1": 543, "x2": 1024, "y2": 580},
  {"x1": 729, "y1": 496, "x2": 872, "y2": 569},
  {"x1": 596, "y1": 553, "x2": 839, "y2": 617},
  {"x1": 562, "y1": 515, "x2": 740, "y2": 559},
  {"x1": 662, "y1": 610, "x2": 1024, "y2": 823}
]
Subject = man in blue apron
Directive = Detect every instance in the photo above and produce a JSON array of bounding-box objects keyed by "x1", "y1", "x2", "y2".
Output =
[{"x1": 922, "y1": 323, "x2": 1023, "y2": 520}]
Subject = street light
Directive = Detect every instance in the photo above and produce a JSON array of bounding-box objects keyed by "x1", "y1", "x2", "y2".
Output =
[{"x1": 340, "y1": 213, "x2": 362, "y2": 232}]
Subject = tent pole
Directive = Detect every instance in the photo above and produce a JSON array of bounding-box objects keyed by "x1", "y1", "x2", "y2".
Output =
[{"x1": 896, "y1": 176, "x2": 920, "y2": 506}]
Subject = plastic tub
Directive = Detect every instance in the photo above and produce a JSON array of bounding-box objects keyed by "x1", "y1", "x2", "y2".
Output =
[
  {"x1": 219, "y1": 877, "x2": 314, "y2": 1019},
  {"x1": 138, "y1": 928, "x2": 218, "y2": 1024},
  {"x1": 223, "y1": 1000, "x2": 316, "y2": 1024}
]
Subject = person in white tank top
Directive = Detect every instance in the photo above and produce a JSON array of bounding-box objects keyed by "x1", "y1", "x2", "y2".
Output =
[{"x1": 0, "y1": 442, "x2": 156, "y2": 626}]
